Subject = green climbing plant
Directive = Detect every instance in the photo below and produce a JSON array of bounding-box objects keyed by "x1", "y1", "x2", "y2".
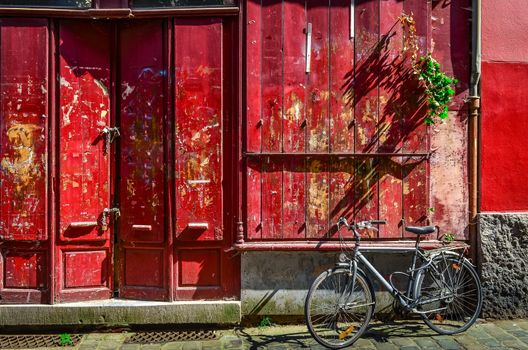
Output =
[
  {"x1": 399, "y1": 12, "x2": 457, "y2": 125},
  {"x1": 418, "y1": 55, "x2": 458, "y2": 125}
]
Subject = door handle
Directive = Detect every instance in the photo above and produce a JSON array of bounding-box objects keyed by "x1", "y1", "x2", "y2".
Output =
[
  {"x1": 132, "y1": 224, "x2": 152, "y2": 231},
  {"x1": 305, "y1": 23, "x2": 312, "y2": 73},
  {"x1": 68, "y1": 221, "x2": 98, "y2": 229},
  {"x1": 187, "y1": 222, "x2": 209, "y2": 230}
]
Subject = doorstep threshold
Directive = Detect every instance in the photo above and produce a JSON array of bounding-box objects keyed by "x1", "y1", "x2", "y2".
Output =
[{"x1": 0, "y1": 299, "x2": 241, "y2": 326}]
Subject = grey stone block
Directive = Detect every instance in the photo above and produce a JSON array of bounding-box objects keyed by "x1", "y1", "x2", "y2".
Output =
[{"x1": 478, "y1": 213, "x2": 528, "y2": 319}]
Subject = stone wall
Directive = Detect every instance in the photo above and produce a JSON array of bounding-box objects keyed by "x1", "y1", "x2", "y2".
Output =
[
  {"x1": 241, "y1": 251, "x2": 413, "y2": 321},
  {"x1": 478, "y1": 213, "x2": 528, "y2": 318}
]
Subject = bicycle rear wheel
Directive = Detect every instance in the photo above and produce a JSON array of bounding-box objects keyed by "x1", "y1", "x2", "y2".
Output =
[
  {"x1": 305, "y1": 268, "x2": 375, "y2": 349},
  {"x1": 415, "y1": 254, "x2": 482, "y2": 335}
]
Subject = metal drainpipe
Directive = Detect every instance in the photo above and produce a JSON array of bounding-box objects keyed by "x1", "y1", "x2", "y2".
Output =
[{"x1": 468, "y1": 0, "x2": 481, "y2": 264}]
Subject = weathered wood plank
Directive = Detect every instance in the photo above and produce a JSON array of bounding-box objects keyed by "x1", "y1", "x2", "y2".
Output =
[{"x1": 246, "y1": 0, "x2": 262, "y2": 152}]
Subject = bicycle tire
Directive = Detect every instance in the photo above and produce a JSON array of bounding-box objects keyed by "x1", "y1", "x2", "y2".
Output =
[
  {"x1": 305, "y1": 268, "x2": 375, "y2": 349},
  {"x1": 414, "y1": 254, "x2": 482, "y2": 335}
]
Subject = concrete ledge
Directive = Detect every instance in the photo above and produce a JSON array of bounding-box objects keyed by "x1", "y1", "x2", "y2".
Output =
[{"x1": 0, "y1": 300, "x2": 241, "y2": 326}]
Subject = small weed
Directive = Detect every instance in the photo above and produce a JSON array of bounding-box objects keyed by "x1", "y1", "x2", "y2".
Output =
[
  {"x1": 259, "y1": 316, "x2": 272, "y2": 327},
  {"x1": 443, "y1": 232, "x2": 455, "y2": 242},
  {"x1": 59, "y1": 333, "x2": 73, "y2": 346}
]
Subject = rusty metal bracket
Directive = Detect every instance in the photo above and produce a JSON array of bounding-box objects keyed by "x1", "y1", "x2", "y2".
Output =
[
  {"x1": 101, "y1": 126, "x2": 120, "y2": 155},
  {"x1": 100, "y1": 207, "x2": 121, "y2": 231}
]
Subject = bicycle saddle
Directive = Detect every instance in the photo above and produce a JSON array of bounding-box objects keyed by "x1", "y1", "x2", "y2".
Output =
[{"x1": 405, "y1": 226, "x2": 436, "y2": 235}]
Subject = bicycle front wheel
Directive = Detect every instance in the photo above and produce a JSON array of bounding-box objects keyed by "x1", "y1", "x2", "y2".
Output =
[
  {"x1": 415, "y1": 254, "x2": 482, "y2": 335},
  {"x1": 305, "y1": 268, "x2": 375, "y2": 349}
]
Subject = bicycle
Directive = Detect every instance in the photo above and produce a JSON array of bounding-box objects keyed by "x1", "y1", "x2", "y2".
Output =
[{"x1": 304, "y1": 217, "x2": 483, "y2": 349}]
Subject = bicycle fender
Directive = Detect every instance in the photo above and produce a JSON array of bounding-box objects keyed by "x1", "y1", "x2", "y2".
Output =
[{"x1": 427, "y1": 250, "x2": 476, "y2": 267}]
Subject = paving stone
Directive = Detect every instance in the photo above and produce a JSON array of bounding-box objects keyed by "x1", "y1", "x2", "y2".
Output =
[
  {"x1": 453, "y1": 335, "x2": 481, "y2": 348},
  {"x1": 510, "y1": 330, "x2": 528, "y2": 338},
  {"x1": 414, "y1": 338, "x2": 442, "y2": 349},
  {"x1": 78, "y1": 345, "x2": 99, "y2": 350},
  {"x1": 221, "y1": 336, "x2": 242, "y2": 349},
  {"x1": 161, "y1": 343, "x2": 183, "y2": 350},
  {"x1": 85, "y1": 333, "x2": 106, "y2": 341},
  {"x1": 520, "y1": 337, "x2": 528, "y2": 345},
  {"x1": 99, "y1": 343, "x2": 123, "y2": 350},
  {"x1": 479, "y1": 337, "x2": 501, "y2": 348},
  {"x1": 181, "y1": 341, "x2": 202, "y2": 350},
  {"x1": 390, "y1": 337, "x2": 417, "y2": 347},
  {"x1": 141, "y1": 345, "x2": 163, "y2": 350},
  {"x1": 434, "y1": 338, "x2": 461, "y2": 350},
  {"x1": 374, "y1": 342, "x2": 398, "y2": 350},
  {"x1": 119, "y1": 345, "x2": 141, "y2": 350},
  {"x1": 355, "y1": 338, "x2": 376, "y2": 348},
  {"x1": 200, "y1": 340, "x2": 222, "y2": 350},
  {"x1": 501, "y1": 340, "x2": 528, "y2": 349}
]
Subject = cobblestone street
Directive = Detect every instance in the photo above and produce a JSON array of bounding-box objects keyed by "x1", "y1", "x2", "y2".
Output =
[{"x1": 5, "y1": 319, "x2": 528, "y2": 350}]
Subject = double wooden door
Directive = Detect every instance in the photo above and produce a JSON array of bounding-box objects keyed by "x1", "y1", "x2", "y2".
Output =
[{"x1": 0, "y1": 17, "x2": 238, "y2": 303}]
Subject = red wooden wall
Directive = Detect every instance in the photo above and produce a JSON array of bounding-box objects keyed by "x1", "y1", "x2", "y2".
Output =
[{"x1": 244, "y1": 0, "x2": 470, "y2": 241}]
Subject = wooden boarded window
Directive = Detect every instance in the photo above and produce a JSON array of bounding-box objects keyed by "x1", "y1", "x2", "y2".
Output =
[{"x1": 244, "y1": 0, "x2": 469, "y2": 242}]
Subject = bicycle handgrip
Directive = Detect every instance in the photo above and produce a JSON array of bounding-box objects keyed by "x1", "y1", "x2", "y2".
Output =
[{"x1": 371, "y1": 220, "x2": 387, "y2": 225}]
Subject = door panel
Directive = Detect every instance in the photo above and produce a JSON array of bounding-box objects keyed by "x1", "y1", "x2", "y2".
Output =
[
  {"x1": 0, "y1": 19, "x2": 50, "y2": 303},
  {"x1": 118, "y1": 20, "x2": 169, "y2": 300},
  {"x1": 56, "y1": 21, "x2": 112, "y2": 302},
  {"x1": 173, "y1": 18, "x2": 238, "y2": 301},
  {"x1": 175, "y1": 18, "x2": 223, "y2": 242}
]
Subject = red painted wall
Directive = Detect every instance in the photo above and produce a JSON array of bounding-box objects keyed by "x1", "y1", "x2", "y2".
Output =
[{"x1": 481, "y1": 0, "x2": 528, "y2": 211}]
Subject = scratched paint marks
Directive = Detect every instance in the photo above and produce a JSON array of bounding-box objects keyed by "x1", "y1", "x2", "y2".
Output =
[
  {"x1": 378, "y1": 157, "x2": 402, "y2": 238},
  {"x1": 430, "y1": 0, "x2": 470, "y2": 239},
  {"x1": 246, "y1": 159, "x2": 262, "y2": 239},
  {"x1": 353, "y1": 0, "x2": 380, "y2": 225},
  {"x1": 354, "y1": 0, "x2": 379, "y2": 154},
  {"x1": 175, "y1": 19, "x2": 223, "y2": 241},
  {"x1": 283, "y1": 157, "x2": 305, "y2": 239},
  {"x1": 377, "y1": 0, "x2": 404, "y2": 238},
  {"x1": 2, "y1": 251, "x2": 47, "y2": 289},
  {"x1": 430, "y1": 112, "x2": 468, "y2": 240},
  {"x1": 245, "y1": 0, "x2": 263, "y2": 240},
  {"x1": 119, "y1": 21, "x2": 165, "y2": 244},
  {"x1": 353, "y1": 158, "x2": 378, "y2": 228},
  {"x1": 55, "y1": 21, "x2": 112, "y2": 302},
  {"x1": 282, "y1": 0, "x2": 306, "y2": 239},
  {"x1": 0, "y1": 19, "x2": 48, "y2": 241},
  {"x1": 58, "y1": 21, "x2": 111, "y2": 242},
  {"x1": 306, "y1": 0, "x2": 330, "y2": 153},
  {"x1": 261, "y1": 157, "x2": 283, "y2": 239},
  {"x1": 246, "y1": 0, "x2": 262, "y2": 153},
  {"x1": 329, "y1": 158, "x2": 353, "y2": 238},
  {"x1": 283, "y1": 0, "x2": 306, "y2": 153},
  {"x1": 431, "y1": 0, "x2": 470, "y2": 111},
  {"x1": 306, "y1": 158, "x2": 329, "y2": 238},
  {"x1": 328, "y1": 1, "x2": 354, "y2": 237},
  {"x1": 402, "y1": 0, "x2": 430, "y2": 237},
  {"x1": 329, "y1": 0, "x2": 354, "y2": 153},
  {"x1": 261, "y1": 0, "x2": 283, "y2": 152}
]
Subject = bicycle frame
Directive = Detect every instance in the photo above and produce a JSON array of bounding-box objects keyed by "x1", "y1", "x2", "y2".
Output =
[{"x1": 339, "y1": 224, "x2": 465, "y2": 312}]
